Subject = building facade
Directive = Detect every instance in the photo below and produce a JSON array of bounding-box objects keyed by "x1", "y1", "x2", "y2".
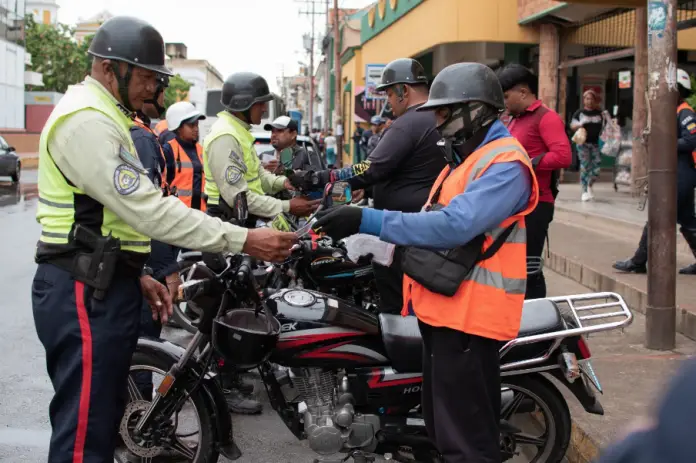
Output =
[
  {"x1": 326, "y1": 0, "x2": 696, "y2": 165},
  {"x1": 26, "y1": 0, "x2": 58, "y2": 25},
  {"x1": 0, "y1": 0, "x2": 27, "y2": 130},
  {"x1": 165, "y1": 42, "x2": 225, "y2": 114}
]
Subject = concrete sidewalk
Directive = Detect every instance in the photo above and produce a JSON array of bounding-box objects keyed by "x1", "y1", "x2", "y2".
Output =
[
  {"x1": 548, "y1": 182, "x2": 696, "y2": 341},
  {"x1": 545, "y1": 269, "x2": 696, "y2": 463}
]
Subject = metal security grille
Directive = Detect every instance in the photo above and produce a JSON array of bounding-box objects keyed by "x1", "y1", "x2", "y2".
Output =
[
  {"x1": 677, "y1": 0, "x2": 696, "y2": 30},
  {"x1": 566, "y1": 8, "x2": 633, "y2": 49}
]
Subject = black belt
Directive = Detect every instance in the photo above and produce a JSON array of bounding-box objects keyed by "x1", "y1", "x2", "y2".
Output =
[{"x1": 39, "y1": 253, "x2": 146, "y2": 279}]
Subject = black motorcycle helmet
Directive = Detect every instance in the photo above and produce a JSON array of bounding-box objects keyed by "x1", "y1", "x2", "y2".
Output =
[
  {"x1": 418, "y1": 63, "x2": 504, "y2": 164},
  {"x1": 88, "y1": 16, "x2": 173, "y2": 112},
  {"x1": 213, "y1": 308, "x2": 281, "y2": 370},
  {"x1": 376, "y1": 58, "x2": 428, "y2": 91},
  {"x1": 221, "y1": 72, "x2": 274, "y2": 122}
]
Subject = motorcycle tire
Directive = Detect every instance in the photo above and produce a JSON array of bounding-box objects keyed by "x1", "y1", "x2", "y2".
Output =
[
  {"x1": 503, "y1": 374, "x2": 572, "y2": 463},
  {"x1": 119, "y1": 351, "x2": 219, "y2": 463}
]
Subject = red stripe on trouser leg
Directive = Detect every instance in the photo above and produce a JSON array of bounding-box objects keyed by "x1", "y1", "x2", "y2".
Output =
[{"x1": 72, "y1": 281, "x2": 92, "y2": 463}]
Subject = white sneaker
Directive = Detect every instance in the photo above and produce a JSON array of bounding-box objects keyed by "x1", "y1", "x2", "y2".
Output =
[
  {"x1": 587, "y1": 186, "x2": 595, "y2": 200},
  {"x1": 581, "y1": 192, "x2": 592, "y2": 202}
]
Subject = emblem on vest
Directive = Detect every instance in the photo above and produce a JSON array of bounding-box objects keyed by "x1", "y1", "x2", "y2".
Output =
[
  {"x1": 225, "y1": 166, "x2": 243, "y2": 185},
  {"x1": 114, "y1": 164, "x2": 141, "y2": 195}
]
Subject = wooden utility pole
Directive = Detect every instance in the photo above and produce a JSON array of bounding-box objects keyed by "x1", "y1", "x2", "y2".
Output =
[
  {"x1": 646, "y1": 0, "x2": 677, "y2": 350},
  {"x1": 333, "y1": 0, "x2": 343, "y2": 167}
]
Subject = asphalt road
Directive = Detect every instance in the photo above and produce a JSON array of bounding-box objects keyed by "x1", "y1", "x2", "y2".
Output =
[{"x1": 0, "y1": 170, "x2": 557, "y2": 463}]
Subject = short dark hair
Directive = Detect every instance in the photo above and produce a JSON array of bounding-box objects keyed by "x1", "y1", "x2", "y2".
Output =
[{"x1": 496, "y1": 64, "x2": 538, "y2": 95}]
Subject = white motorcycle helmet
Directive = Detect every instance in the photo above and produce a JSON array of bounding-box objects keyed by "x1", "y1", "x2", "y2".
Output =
[{"x1": 165, "y1": 101, "x2": 206, "y2": 131}]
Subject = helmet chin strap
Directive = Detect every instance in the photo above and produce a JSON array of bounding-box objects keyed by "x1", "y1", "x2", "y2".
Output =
[{"x1": 111, "y1": 61, "x2": 135, "y2": 113}]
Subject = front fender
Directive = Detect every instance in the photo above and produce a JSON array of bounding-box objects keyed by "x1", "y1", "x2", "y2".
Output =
[{"x1": 135, "y1": 337, "x2": 242, "y2": 460}]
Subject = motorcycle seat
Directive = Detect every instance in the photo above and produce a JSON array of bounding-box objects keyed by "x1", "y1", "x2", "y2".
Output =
[
  {"x1": 379, "y1": 314, "x2": 423, "y2": 373},
  {"x1": 379, "y1": 299, "x2": 565, "y2": 373}
]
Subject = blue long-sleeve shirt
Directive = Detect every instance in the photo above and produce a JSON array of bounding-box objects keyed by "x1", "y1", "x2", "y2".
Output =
[
  {"x1": 359, "y1": 120, "x2": 532, "y2": 250},
  {"x1": 130, "y1": 122, "x2": 178, "y2": 281}
]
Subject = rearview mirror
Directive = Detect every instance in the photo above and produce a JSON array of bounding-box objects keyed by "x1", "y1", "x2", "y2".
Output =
[{"x1": 325, "y1": 181, "x2": 352, "y2": 205}]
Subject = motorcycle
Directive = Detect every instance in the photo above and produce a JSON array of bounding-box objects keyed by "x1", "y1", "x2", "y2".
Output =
[
  {"x1": 119, "y1": 236, "x2": 633, "y2": 461},
  {"x1": 169, "y1": 183, "x2": 380, "y2": 334}
]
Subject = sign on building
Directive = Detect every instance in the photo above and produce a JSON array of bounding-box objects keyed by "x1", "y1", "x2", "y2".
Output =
[
  {"x1": 365, "y1": 64, "x2": 387, "y2": 100},
  {"x1": 618, "y1": 70, "x2": 632, "y2": 89}
]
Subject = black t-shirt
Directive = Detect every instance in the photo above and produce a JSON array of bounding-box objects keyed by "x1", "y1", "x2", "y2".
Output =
[
  {"x1": 572, "y1": 109, "x2": 604, "y2": 144},
  {"x1": 349, "y1": 104, "x2": 447, "y2": 212}
]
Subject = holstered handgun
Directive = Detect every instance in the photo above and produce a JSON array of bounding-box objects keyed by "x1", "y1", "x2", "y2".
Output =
[{"x1": 70, "y1": 224, "x2": 121, "y2": 300}]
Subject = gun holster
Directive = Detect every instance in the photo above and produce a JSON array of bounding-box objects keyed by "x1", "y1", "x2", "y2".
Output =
[{"x1": 70, "y1": 224, "x2": 121, "y2": 300}]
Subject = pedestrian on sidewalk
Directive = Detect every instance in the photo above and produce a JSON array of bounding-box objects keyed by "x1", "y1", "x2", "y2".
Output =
[
  {"x1": 497, "y1": 64, "x2": 572, "y2": 299},
  {"x1": 613, "y1": 69, "x2": 696, "y2": 274},
  {"x1": 571, "y1": 90, "x2": 604, "y2": 202},
  {"x1": 324, "y1": 129, "x2": 337, "y2": 168}
]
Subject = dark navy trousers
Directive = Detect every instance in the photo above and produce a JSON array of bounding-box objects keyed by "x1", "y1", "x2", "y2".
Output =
[{"x1": 32, "y1": 263, "x2": 142, "y2": 463}]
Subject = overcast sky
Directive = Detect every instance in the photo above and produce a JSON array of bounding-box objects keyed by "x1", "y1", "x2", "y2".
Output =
[{"x1": 54, "y1": 0, "x2": 374, "y2": 92}]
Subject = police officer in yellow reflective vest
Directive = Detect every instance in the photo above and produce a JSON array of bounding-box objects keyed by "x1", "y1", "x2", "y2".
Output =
[
  {"x1": 32, "y1": 16, "x2": 297, "y2": 463},
  {"x1": 203, "y1": 72, "x2": 320, "y2": 229}
]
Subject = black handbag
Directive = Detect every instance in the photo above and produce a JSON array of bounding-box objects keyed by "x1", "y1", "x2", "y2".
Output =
[{"x1": 401, "y1": 169, "x2": 516, "y2": 297}]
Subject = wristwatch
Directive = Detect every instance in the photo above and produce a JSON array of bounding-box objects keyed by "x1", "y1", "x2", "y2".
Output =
[{"x1": 142, "y1": 266, "x2": 154, "y2": 278}]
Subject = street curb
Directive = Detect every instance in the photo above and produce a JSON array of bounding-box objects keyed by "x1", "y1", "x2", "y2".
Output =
[
  {"x1": 547, "y1": 250, "x2": 696, "y2": 342},
  {"x1": 20, "y1": 156, "x2": 38, "y2": 169},
  {"x1": 566, "y1": 421, "x2": 600, "y2": 463}
]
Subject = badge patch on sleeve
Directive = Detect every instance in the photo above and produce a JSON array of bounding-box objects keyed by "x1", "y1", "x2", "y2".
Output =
[
  {"x1": 228, "y1": 150, "x2": 247, "y2": 172},
  {"x1": 114, "y1": 164, "x2": 141, "y2": 195},
  {"x1": 688, "y1": 123, "x2": 696, "y2": 134},
  {"x1": 225, "y1": 166, "x2": 243, "y2": 185},
  {"x1": 119, "y1": 145, "x2": 147, "y2": 173}
]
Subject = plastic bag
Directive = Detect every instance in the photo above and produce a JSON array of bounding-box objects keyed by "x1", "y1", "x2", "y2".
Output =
[
  {"x1": 342, "y1": 234, "x2": 396, "y2": 267},
  {"x1": 572, "y1": 127, "x2": 587, "y2": 145},
  {"x1": 600, "y1": 111, "x2": 621, "y2": 156}
]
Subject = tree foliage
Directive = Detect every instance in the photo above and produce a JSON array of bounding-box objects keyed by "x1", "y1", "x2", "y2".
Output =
[
  {"x1": 24, "y1": 15, "x2": 93, "y2": 93},
  {"x1": 164, "y1": 75, "x2": 193, "y2": 109}
]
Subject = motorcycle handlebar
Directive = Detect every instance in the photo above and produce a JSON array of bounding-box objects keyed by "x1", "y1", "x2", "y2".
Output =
[{"x1": 236, "y1": 256, "x2": 254, "y2": 283}]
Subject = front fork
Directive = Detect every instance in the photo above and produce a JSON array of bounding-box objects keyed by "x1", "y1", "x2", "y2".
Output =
[{"x1": 135, "y1": 332, "x2": 209, "y2": 433}]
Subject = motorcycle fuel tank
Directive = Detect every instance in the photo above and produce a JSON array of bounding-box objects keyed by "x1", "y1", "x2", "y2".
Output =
[{"x1": 267, "y1": 288, "x2": 389, "y2": 368}]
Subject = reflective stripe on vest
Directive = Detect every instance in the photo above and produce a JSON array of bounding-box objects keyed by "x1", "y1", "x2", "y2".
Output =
[
  {"x1": 36, "y1": 79, "x2": 151, "y2": 253},
  {"x1": 402, "y1": 137, "x2": 540, "y2": 341},
  {"x1": 202, "y1": 112, "x2": 263, "y2": 206},
  {"x1": 167, "y1": 139, "x2": 206, "y2": 211},
  {"x1": 677, "y1": 102, "x2": 696, "y2": 166}
]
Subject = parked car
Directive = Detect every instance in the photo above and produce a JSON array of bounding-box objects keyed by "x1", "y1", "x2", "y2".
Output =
[
  {"x1": 0, "y1": 135, "x2": 20, "y2": 183},
  {"x1": 252, "y1": 131, "x2": 325, "y2": 170}
]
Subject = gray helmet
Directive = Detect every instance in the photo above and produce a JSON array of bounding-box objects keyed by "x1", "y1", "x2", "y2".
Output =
[
  {"x1": 418, "y1": 62, "x2": 504, "y2": 112},
  {"x1": 221, "y1": 72, "x2": 273, "y2": 112},
  {"x1": 376, "y1": 58, "x2": 428, "y2": 91},
  {"x1": 88, "y1": 16, "x2": 173, "y2": 76}
]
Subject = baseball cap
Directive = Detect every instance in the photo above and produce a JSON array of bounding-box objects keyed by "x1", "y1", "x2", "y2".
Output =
[{"x1": 264, "y1": 115, "x2": 298, "y2": 132}]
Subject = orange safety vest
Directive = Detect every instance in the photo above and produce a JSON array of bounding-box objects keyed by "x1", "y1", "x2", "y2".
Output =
[
  {"x1": 133, "y1": 117, "x2": 169, "y2": 195},
  {"x1": 166, "y1": 138, "x2": 207, "y2": 211},
  {"x1": 154, "y1": 119, "x2": 168, "y2": 137},
  {"x1": 401, "y1": 137, "x2": 540, "y2": 341},
  {"x1": 677, "y1": 102, "x2": 696, "y2": 166}
]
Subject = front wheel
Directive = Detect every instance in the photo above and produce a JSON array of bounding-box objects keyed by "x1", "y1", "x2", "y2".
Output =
[
  {"x1": 501, "y1": 374, "x2": 571, "y2": 463},
  {"x1": 115, "y1": 351, "x2": 219, "y2": 463},
  {"x1": 11, "y1": 162, "x2": 20, "y2": 183}
]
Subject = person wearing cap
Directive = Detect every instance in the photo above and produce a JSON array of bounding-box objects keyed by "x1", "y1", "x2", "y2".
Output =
[
  {"x1": 264, "y1": 115, "x2": 324, "y2": 172},
  {"x1": 313, "y1": 62, "x2": 538, "y2": 463},
  {"x1": 297, "y1": 58, "x2": 447, "y2": 315},
  {"x1": 202, "y1": 72, "x2": 319, "y2": 229},
  {"x1": 162, "y1": 101, "x2": 208, "y2": 211},
  {"x1": 366, "y1": 115, "x2": 386, "y2": 157},
  {"x1": 31, "y1": 17, "x2": 297, "y2": 462}
]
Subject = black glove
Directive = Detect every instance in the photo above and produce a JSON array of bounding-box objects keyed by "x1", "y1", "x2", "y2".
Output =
[{"x1": 312, "y1": 206, "x2": 363, "y2": 241}]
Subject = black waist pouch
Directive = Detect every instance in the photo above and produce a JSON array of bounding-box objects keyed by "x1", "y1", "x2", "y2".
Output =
[{"x1": 401, "y1": 224, "x2": 516, "y2": 297}]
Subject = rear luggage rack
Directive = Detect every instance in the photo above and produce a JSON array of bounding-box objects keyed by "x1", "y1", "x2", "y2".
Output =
[{"x1": 500, "y1": 292, "x2": 633, "y2": 372}]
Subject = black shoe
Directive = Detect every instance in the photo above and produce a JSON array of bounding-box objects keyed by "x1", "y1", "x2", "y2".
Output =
[
  {"x1": 613, "y1": 259, "x2": 647, "y2": 274},
  {"x1": 232, "y1": 374, "x2": 257, "y2": 396},
  {"x1": 679, "y1": 263, "x2": 696, "y2": 274},
  {"x1": 224, "y1": 388, "x2": 263, "y2": 415}
]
